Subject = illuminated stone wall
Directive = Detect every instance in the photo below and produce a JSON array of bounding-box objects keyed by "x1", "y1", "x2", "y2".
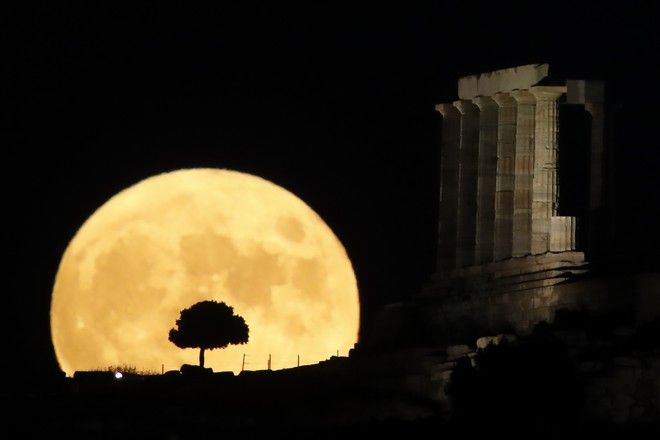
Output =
[
  {"x1": 435, "y1": 64, "x2": 605, "y2": 276},
  {"x1": 363, "y1": 66, "x2": 660, "y2": 381}
]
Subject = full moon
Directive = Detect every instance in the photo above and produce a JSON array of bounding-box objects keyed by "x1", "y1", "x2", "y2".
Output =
[{"x1": 51, "y1": 169, "x2": 360, "y2": 376}]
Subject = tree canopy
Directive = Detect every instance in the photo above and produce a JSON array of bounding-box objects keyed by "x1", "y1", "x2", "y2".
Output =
[{"x1": 168, "y1": 300, "x2": 249, "y2": 368}]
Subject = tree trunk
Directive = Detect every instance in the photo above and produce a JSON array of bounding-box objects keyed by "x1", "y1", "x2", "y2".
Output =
[{"x1": 199, "y1": 348, "x2": 205, "y2": 368}]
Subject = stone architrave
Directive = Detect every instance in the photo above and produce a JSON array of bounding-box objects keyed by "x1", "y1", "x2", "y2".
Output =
[
  {"x1": 435, "y1": 104, "x2": 461, "y2": 274},
  {"x1": 530, "y1": 86, "x2": 566, "y2": 254},
  {"x1": 454, "y1": 100, "x2": 480, "y2": 268},
  {"x1": 459, "y1": 64, "x2": 549, "y2": 100},
  {"x1": 510, "y1": 90, "x2": 536, "y2": 257},
  {"x1": 473, "y1": 96, "x2": 498, "y2": 264},
  {"x1": 492, "y1": 93, "x2": 517, "y2": 261}
]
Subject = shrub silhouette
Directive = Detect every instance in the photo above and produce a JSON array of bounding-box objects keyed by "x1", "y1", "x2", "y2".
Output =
[
  {"x1": 169, "y1": 300, "x2": 249, "y2": 368},
  {"x1": 96, "y1": 364, "x2": 158, "y2": 376},
  {"x1": 446, "y1": 324, "x2": 582, "y2": 437}
]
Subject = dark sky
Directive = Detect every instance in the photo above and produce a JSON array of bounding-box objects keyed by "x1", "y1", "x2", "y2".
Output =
[{"x1": 5, "y1": 2, "x2": 659, "y2": 378}]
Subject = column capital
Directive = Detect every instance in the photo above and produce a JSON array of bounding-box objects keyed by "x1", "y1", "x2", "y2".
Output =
[
  {"x1": 584, "y1": 101, "x2": 604, "y2": 118},
  {"x1": 472, "y1": 95, "x2": 497, "y2": 110},
  {"x1": 453, "y1": 99, "x2": 479, "y2": 115},
  {"x1": 435, "y1": 103, "x2": 461, "y2": 117},
  {"x1": 492, "y1": 92, "x2": 516, "y2": 107},
  {"x1": 566, "y1": 80, "x2": 604, "y2": 105},
  {"x1": 529, "y1": 86, "x2": 566, "y2": 101},
  {"x1": 510, "y1": 89, "x2": 536, "y2": 105}
]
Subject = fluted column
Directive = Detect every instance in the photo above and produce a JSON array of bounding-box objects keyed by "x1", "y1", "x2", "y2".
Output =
[
  {"x1": 492, "y1": 93, "x2": 517, "y2": 261},
  {"x1": 473, "y1": 96, "x2": 498, "y2": 264},
  {"x1": 435, "y1": 104, "x2": 461, "y2": 275},
  {"x1": 586, "y1": 101, "x2": 604, "y2": 210},
  {"x1": 586, "y1": 99, "x2": 605, "y2": 259},
  {"x1": 530, "y1": 86, "x2": 566, "y2": 254},
  {"x1": 566, "y1": 79, "x2": 606, "y2": 257},
  {"x1": 510, "y1": 90, "x2": 536, "y2": 257},
  {"x1": 454, "y1": 100, "x2": 480, "y2": 268}
]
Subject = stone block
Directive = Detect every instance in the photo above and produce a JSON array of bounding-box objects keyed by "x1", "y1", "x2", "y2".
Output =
[
  {"x1": 446, "y1": 344, "x2": 473, "y2": 360},
  {"x1": 458, "y1": 64, "x2": 549, "y2": 100},
  {"x1": 531, "y1": 306, "x2": 555, "y2": 323},
  {"x1": 429, "y1": 361, "x2": 456, "y2": 375},
  {"x1": 432, "y1": 370, "x2": 454, "y2": 383},
  {"x1": 550, "y1": 216, "x2": 576, "y2": 252},
  {"x1": 531, "y1": 290, "x2": 560, "y2": 308}
]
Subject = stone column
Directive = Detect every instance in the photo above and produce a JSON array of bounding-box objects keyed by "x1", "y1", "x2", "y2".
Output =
[
  {"x1": 530, "y1": 87, "x2": 566, "y2": 254},
  {"x1": 566, "y1": 79, "x2": 606, "y2": 258},
  {"x1": 510, "y1": 90, "x2": 535, "y2": 257},
  {"x1": 586, "y1": 101, "x2": 605, "y2": 210},
  {"x1": 492, "y1": 93, "x2": 517, "y2": 261},
  {"x1": 550, "y1": 216, "x2": 576, "y2": 252},
  {"x1": 586, "y1": 99, "x2": 605, "y2": 259},
  {"x1": 435, "y1": 103, "x2": 461, "y2": 275},
  {"x1": 454, "y1": 100, "x2": 480, "y2": 268},
  {"x1": 473, "y1": 96, "x2": 498, "y2": 264}
]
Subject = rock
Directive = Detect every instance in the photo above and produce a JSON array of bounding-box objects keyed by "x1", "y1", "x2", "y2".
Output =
[
  {"x1": 431, "y1": 366, "x2": 456, "y2": 382},
  {"x1": 429, "y1": 361, "x2": 456, "y2": 374},
  {"x1": 180, "y1": 364, "x2": 213, "y2": 375},
  {"x1": 72, "y1": 371, "x2": 114, "y2": 380},
  {"x1": 476, "y1": 336, "x2": 498, "y2": 349},
  {"x1": 446, "y1": 345, "x2": 473, "y2": 360},
  {"x1": 476, "y1": 333, "x2": 517, "y2": 350}
]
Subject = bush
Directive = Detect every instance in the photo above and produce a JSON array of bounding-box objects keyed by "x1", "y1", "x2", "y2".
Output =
[
  {"x1": 446, "y1": 324, "x2": 582, "y2": 438},
  {"x1": 97, "y1": 364, "x2": 158, "y2": 376}
]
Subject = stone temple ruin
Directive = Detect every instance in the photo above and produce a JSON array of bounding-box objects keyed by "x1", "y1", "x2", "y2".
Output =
[
  {"x1": 424, "y1": 64, "x2": 611, "y2": 341},
  {"x1": 357, "y1": 64, "x2": 660, "y2": 426},
  {"x1": 367, "y1": 63, "x2": 659, "y2": 347}
]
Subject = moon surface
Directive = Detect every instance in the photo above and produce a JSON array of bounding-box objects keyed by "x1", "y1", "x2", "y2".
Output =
[{"x1": 51, "y1": 169, "x2": 360, "y2": 376}]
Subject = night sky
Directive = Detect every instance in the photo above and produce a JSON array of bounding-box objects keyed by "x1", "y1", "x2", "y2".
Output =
[{"x1": 6, "y1": 3, "x2": 659, "y2": 379}]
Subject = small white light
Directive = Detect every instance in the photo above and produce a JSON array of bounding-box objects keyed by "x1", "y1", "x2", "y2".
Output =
[{"x1": 114, "y1": 372, "x2": 123, "y2": 379}]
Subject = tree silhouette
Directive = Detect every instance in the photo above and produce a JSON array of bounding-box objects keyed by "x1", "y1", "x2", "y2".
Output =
[{"x1": 168, "y1": 300, "x2": 249, "y2": 368}]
